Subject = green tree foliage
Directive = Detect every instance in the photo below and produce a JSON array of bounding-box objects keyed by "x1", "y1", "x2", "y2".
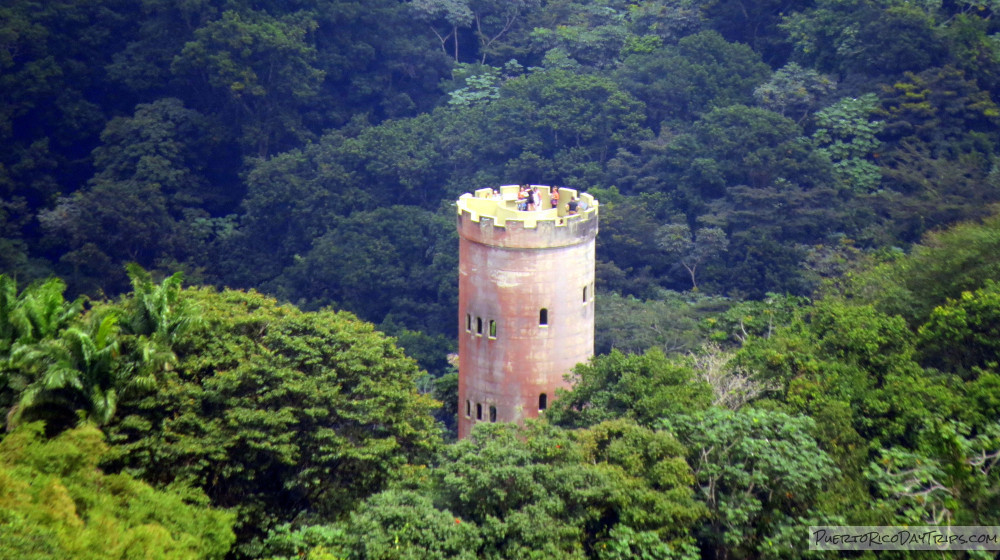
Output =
[
  {"x1": 112, "y1": 264, "x2": 200, "y2": 392},
  {"x1": 843, "y1": 212, "x2": 1000, "y2": 326},
  {"x1": 680, "y1": 105, "x2": 810, "y2": 191},
  {"x1": 7, "y1": 4, "x2": 1000, "y2": 554},
  {"x1": 782, "y1": 0, "x2": 947, "y2": 76},
  {"x1": 655, "y1": 223, "x2": 729, "y2": 291},
  {"x1": 651, "y1": 105, "x2": 838, "y2": 296},
  {"x1": 731, "y1": 224, "x2": 1000, "y2": 530},
  {"x1": 2, "y1": 267, "x2": 196, "y2": 433},
  {"x1": 917, "y1": 280, "x2": 1000, "y2": 377},
  {"x1": 11, "y1": 312, "x2": 121, "y2": 429},
  {"x1": 812, "y1": 94, "x2": 884, "y2": 193},
  {"x1": 0, "y1": 275, "x2": 85, "y2": 431},
  {"x1": 700, "y1": 293, "x2": 809, "y2": 347},
  {"x1": 753, "y1": 62, "x2": 836, "y2": 122},
  {"x1": 172, "y1": 9, "x2": 325, "y2": 158},
  {"x1": 101, "y1": 287, "x2": 442, "y2": 553},
  {"x1": 0, "y1": 276, "x2": 84, "y2": 351},
  {"x1": 746, "y1": 300, "x2": 959, "y2": 453},
  {"x1": 2, "y1": 0, "x2": 999, "y2": 327},
  {"x1": 267, "y1": 205, "x2": 458, "y2": 337},
  {"x1": 546, "y1": 349, "x2": 713, "y2": 428},
  {"x1": 486, "y1": 67, "x2": 650, "y2": 184},
  {"x1": 593, "y1": 194, "x2": 673, "y2": 297},
  {"x1": 616, "y1": 31, "x2": 771, "y2": 125},
  {"x1": 411, "y1": 0, "x2": 476, "y2": 61},
  {"x1": 0, "y1": 422, "x2": 234, "y2": 560},
  {"x1": 37, "y1": 99, "x2": 227, "y2": 291},
  {"x1": 273, "y1": 420, "x2": 705, "y2": 559},
  {"x1": 865, "y1": 420, "x2": 1000, "y2": 527},
  {"x1": 878, "y1": 65, "x2": 1000, "y2": 150},
  {"x1": 336, "y1": 114, "x2": 454, "y2": 206},
  {"x1": 595, "y1": 290, "x2": 731, "y2": 355},
  {"x1": 658, "y1": 408, "x2": 839, "y2": 560}
]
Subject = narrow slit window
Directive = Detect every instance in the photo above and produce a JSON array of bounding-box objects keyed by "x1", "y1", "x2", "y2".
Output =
[
  {"x1": 476, "y1": 317, "x2": 483, "y2": 335},
  {"x1": 476, "y1": 403, "x2": 482, "y2": 420},
  {"x1": 466, "y1": 313, "x2": 472, "y2": 332},
  {"x1": 489, "y1": 405, "x2": 497, "y2": 423},
  {"x1": 539, "y1": 308, "x2": 548, "y2": 326},
  {"x1": 583, "y1": 286, "x2": 588, "y2": 303},
  {"x1": 539, "y1": 393, "x2": 548, "y2": 411},
  {"x1": 488, "y1": 319, "x2": 497, "y2": 338},
  {"x1": 466, "y1": 400, "x2": 471, "y2": 418}
]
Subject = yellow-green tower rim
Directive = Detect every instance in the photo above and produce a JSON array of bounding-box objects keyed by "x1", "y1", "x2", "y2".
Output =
[{"x1": 456, "y1": 185, "x2": 598, "y2": 228}]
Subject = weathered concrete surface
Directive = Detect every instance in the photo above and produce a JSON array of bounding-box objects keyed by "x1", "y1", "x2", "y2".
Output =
[{"x1": 456, "y1": 186, "x2": 598, "y2": 439}]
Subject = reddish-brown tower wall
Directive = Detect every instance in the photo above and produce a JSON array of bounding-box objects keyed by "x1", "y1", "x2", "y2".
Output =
[{"x1": 456, "y1": 186, "x2": 598, "y2": 439}]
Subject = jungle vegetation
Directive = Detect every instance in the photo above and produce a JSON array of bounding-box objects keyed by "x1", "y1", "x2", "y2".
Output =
[{"x1": 2, "y1": 0, "x2": 1000, "y2": 558}]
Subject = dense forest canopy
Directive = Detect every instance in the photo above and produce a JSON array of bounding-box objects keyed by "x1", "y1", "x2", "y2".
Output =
[
  {"x1": 3, "y1": 0, "x2": 1000, "y2": 341},
  {"x1": 3, "y1": 0, "x2": 1000, "y2": 558}
]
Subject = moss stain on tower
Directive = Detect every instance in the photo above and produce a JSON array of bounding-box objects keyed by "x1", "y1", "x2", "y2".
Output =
[{"x1": 456, "y1": 185, "x2": 598, "y2": 439}]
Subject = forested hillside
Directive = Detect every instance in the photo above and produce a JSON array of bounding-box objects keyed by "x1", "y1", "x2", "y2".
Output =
[{"x1": 2, "y1": 0, "x2": 1000, "y2": 558}]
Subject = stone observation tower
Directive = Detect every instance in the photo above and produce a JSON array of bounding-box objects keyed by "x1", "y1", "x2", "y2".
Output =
[{"x1": 455, "y1": 185, "x2": 598, "y2": 439}]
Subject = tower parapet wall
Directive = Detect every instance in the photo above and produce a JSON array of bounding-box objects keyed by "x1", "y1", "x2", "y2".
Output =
[
  {"x1": 456, "y1": 185, "x2": 598, "y2": 439},
  {"x1": 456, "y1": 186, "x2": 597, "y2": 248}
]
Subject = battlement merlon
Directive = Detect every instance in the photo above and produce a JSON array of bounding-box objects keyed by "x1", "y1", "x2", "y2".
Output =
[{"x1": 456, "y1": 185, "x2": 599, "y2": 250}]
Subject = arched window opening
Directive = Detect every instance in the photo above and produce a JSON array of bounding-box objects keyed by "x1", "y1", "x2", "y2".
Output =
[
  {"x1": 476, "y1": 317, "x2": 483, "y2": 335},
  {"x1": 488, "y1": 319, "x2": 497, "y2": 338},
  {"x1": 466, "y1": 313, "x2": 472, "y2": 332},
  {"x1": 466, "y1": 400, "x2": 471, "y2": 418},
  {"x1": 489, "y1": 405, "x2": 497, "y2": 422},
  {"x1": 539, "y1": 393, "x2": 548, "y2": 411},
  {"x1": 476, "y1": 403, "x2": 483, "y2": 420},
  {"x1": 539, "y1": 308, "x2": 548, "y2": 326}
]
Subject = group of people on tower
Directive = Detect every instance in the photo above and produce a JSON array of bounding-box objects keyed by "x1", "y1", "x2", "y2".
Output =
[{"x1": 499, "y1": 185, "x2": 580, "y2": 214}]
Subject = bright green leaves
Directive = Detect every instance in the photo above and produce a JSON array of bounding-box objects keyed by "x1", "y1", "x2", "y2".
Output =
[
  {"x1": 810, "y1": 301, "x2": 915, "y2": 376},
  {"x1": 867, "y1": 419, "x2": 1000, "y2": 526},
  {"x1": 659, "y1": 408, "x2": 838, "y2": 559},
  {"x1": 546, "y1": 349, "x2": 713, "y2": 429},
  {"x1": 13, "y1": 313, "x2": 122, "y2": 428},
  {"x1": 447, "y1": 63, "x2": 507, "y2": 106},
  {"x1": 0, "y1": 422, "x2": 234, "y2": 560},
  {"x1": 102, "y1": 287, "x2": 441, "y2": 550},
  {"x1": 0, "y1": 276, "x2": 84, "y2": 351},
  {"x1": 336, "y1": 489, "x2": 484, "y2": 560},
  {"x1": 1, "y1": 275, "x2": 88, "y2": 431},
  {"x1": 917, "y1": 280, "x2": 1000, "y2": 376},
  {"x1": 2, "y1": 267, "x2": 196, "y2": 432},
  {"x1": 318, "y1": 420, "x2": 704, "y2": 560},
  {"x1": 812, "y1": 94, "x2": 884, "y2": 193},
  {"x1": 844, "y1": 212, "x2": 1000, "y2": 325}
]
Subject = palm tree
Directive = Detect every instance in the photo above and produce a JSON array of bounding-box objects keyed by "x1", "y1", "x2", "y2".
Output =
[
  {"x1": 11, "y1": 313, "x2": 122, "y2": 429},
  {"x1": 2, "y1": 275, "x2": 87, "y2": 431},
  {"x1": 0, "y1": 275, "x2": 85, "y2": 352},
  {"x1": 4, "y1": 267, "x2": 201, "y2": 432},
  {"x1": 117, "y1": 263, "x2": 201, "y2": 383}
]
